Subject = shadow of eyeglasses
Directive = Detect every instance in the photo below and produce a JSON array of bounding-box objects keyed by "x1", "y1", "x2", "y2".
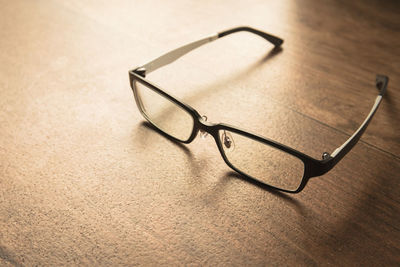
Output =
[{"x1": 223, "y1": 171, "x2": 305, "y2": 210}]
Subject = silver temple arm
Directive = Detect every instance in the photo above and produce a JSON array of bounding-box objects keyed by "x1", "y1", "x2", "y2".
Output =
[
  {"x1": 328, "y1": 75, "x2": 388, "y2": 161},
  {"x1": 331, "y1": 95, "x2": 382, "y2": 157},
  {"x1": 141, "y1": 34, "x2": 218, "y2": 74},
  {"x1": 138, "y1": 26, "x2": 283, "y2": 74}
]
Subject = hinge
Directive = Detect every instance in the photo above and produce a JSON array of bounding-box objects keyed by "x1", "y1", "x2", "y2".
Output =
[{"x1": 134, "y1": 67, "x2": 146, "y2": 78}]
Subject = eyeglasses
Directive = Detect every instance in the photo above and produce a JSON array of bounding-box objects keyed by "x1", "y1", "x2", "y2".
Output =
[{"x1": 128, "y1": 26, "x2": 389, "y2": 193}]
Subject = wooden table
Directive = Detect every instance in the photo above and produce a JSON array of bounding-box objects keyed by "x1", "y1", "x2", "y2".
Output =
[{"x1": 1, "y1": 0, "x2": 399, "y2": 265}]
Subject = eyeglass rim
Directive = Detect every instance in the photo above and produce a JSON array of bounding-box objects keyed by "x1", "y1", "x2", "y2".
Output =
[{"x1": 130, "y1": 70, "x2": 324, "y2": 193}]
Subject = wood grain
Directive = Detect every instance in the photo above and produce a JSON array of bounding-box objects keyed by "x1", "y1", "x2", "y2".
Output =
[{"x1": 1, "y1": 0, "x2": 399, "y2": 265}]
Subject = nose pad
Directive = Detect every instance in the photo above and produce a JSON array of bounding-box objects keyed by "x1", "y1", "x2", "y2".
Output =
[
  {"x1": 221, "y1": 130, "x2": 235, "y2": 152},
  {"x1": 199, "y1": 130, "x2": 208, "y2": 139},
  {"x1": 199, "y1": 115, "x2": 208, "y2": 139}
]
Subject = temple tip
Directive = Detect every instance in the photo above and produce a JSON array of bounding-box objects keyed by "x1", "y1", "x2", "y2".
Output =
[{"x1": 376, "y1": 75, "x2": 389, "y2": 96}]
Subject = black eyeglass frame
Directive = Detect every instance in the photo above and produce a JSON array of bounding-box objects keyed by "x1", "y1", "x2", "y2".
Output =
[{"x1": 129, "y1": 26, "x2": 389, "y2": 193}]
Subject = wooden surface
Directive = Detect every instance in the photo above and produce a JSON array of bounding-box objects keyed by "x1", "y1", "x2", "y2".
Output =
[{"x1": 1, "y1": 0, "x2": 400, "y2": 265}]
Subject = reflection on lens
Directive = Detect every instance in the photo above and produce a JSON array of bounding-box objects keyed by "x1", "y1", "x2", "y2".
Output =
[
  {"x1": 219, "y1": 130, "x2": 305, "y2": 191},
  {"x1": 134, "y1": 80, "x2": 194, "y2": 142}
]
